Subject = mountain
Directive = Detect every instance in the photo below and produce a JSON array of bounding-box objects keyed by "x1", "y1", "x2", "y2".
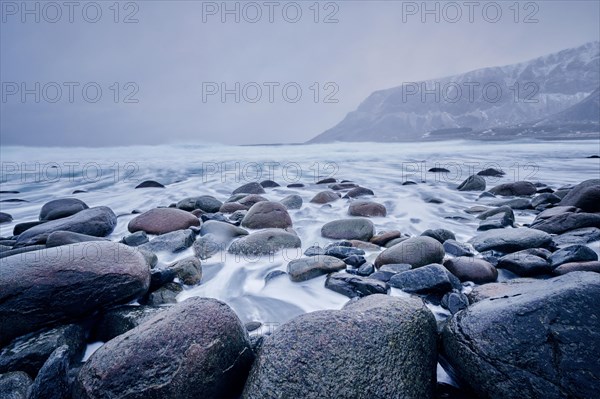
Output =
[{"x1": 309, "y1": 42, "x2": 600, "y2": 143}]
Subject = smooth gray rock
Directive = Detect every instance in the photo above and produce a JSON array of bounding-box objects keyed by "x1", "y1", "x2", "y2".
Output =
[
  {"x1": 287, "y1": 255, "x2": 346, "y2": 282},
  {"x1": 39, "y1": 198, "x2": 89, "y2": 221},
  {"x1": 554, "y1": 261, "x2": 600, "y2": 275},
  {"x1": 343, "y1": 187, "x2": 375, "y2": 198},
  {"x1": 280, "y1": 194, "x2": 303, "y2": 210},
  {"x1": 241, "y1": 202, "x2": 293, "y2": 229},
  {"x1": 375, "y1": 236, "x2": 445, "y2": 268},
  {"x1": 442, "y1": 272, "x2": 600, "y2": 399},
  {"x1": 310, "y1": 190, "x2": 340, "y2": 204},
  {"x1": 457, "y1": 175, "x2": 486, "y2": 191},
  {"x1": 497, "y1": 249, "x2": 552, "y2": 276},
  {"x1": 443, "y1": 257, "x2": 498, "y2": 284},
  {"x1": 421, "y1": 228, "x2": 455, "y2": 243},
  {"x1": 558, "y1": 179, "x2": 600, "y2": 212},
  {"x1": 75, "y1": 298, "x2": 254, "y2": 399},
  {"x1": 243, "y1": 295, "x2": 437, "y2": 399},
  {"x1": 549, "y1": 245, "x2": 598, "y2": 268},
  {"x1": 128, "y1": 208, "x2": 200, "y2": 235},
  {"x1": 228, "y1": 229, "x2": 301, "y2": 256},
  {"x1": 139, "y1": 229, "x2": 195, "y2": 253},
  {"x1": 14, "y1": 207, "x2": 116, "y2": 247},
  {"x1": 45, "y1": 231, "x2": 109, "y2": 248},
  {"x1": 554, "y1": 227, "x2": 600, "y2": 245},
  {"x1": 469, "y1": 228, "x2": 553, "y2": 253},
  {"x1": 324, "y1": 273, "x2": 389, "y2": 298},
  {"x1": 176, "y1": 196, "x2": 222, "y2": 213},
  {"x1": 489, "y1": 181, "x2": 537, "y2": 196},
  {"x1": 347, "y1": 201, "x2": 387, "y2": 217},
  {"x1": 388, "y1": 263, "x2": 453, "y2": 294},
  {"x1": 0, "y1": 242, "x2": 150, "y2": 345},
  {"x1": 321, "y1": 218, "x2": 375, "y2": 241},
  {"x1": 200, "y1": 220, "x2": 248, "y2": 238},
  {"x1": 233, "y1": 182, "x2": 266, "y2": 195},
  {"x1": 530, "y1": 212, "x2": 600, "y2": 235},
  {"x1": 121, "y1": 231, "x2": 149, "y2": 247},
  {"x1": 168, "y1": 256, "x2": 202, "y2": 285},
  {"x1": 443, "y1": 240, "x2": 474, "y2": 257}
]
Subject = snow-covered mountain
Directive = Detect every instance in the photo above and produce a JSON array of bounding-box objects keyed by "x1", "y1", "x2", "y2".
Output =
[{"x1": 309, "y1": 42, "x2": 600, "y2": 143}]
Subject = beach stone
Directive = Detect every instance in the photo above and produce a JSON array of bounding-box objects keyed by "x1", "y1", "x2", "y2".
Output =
[
  {"x1": 135, "y1": 180, "x2": 165, "y2": 189},
  {"x1": 328, "y1": 183, "x2": 358, "y2": 191},
  {"x1": 287, "y1": 183, "x2": 304, "y2": 188},
  {"x1": 310, "y1": 191, "x2": 340, "y2": 204},
  {"x1": 168, "y1": 256, "x2": 202, "y2": 285},
  {"x1": 45, "y1": 231, "x2": 108, "y2": 248},
  {"x1": 128, "y1": 208, "x2": 200, "y2": 235},
  {"x1": 0, "y1": 324, "x2": 85, "y2": 378},
  {"x1": 139, "y1": 229, "x2": 195, "y2": 253},
  {"x1": 241, "y1": 202, "x2": 292, "y2": 229},
  {"x1": 554, "y1": 227, "x2": 600, "y2": 245},
  {"x1": 121, "y1": 231, "x2": 149, "y2": 247},
  {"x1": 324, "y1": 245, "x2": 364, "y2": 259},
  {"x1": 304, "y1": 245, "x2": 325, "y2": 257},
  {"x1": 477, "y1": 168, "x2": 505, "y2": 177},
  {"x1": 531, "y1": 193, "x2": 561, "y2": 209},
  {"x1": 350, "y1": 240, "x2": 382, "y2": 251},
  {"x1": 443, "y1": 257, "x2": 498, "y2": 284},
  {"x1": 370, "y1": 230, "x2": 402, "y2": 246},
  {"x1": 356, "y1": 263, "x2": 374, "y2": 276},
  {"x1": 549, "y1": 245, "x2": 598, "y2": 268},
  {"x1": 348, "y1": 201, "x2": 387, "y2": 217},
  {"x1": 176, "y1": 196, "x2": 222, "y2": 213},
  {"x1": 441, "y1": 291, "x2": 469, "y2": 314},
  {"x1": 457, "y1": 175, "x2": 486, "y2": 191},
  {"x1": 280, "y1": 194, "x2": 302, "y2": 210},
  {"x1": 469, "y1": 228, "x2": 553, "y2": 253},
  {"x1": 530, "y1": 212, "x2": 600, "y2": 235},
  {"x1": 558, "y1": 179, "x2": 600, "y2": 212},
  {"x1": 200, "y1": 220, "x2": 248, "y2": 238},
  {"x1": 75, "y1": 298, "x2": 253, "y2": 399},
  {"x1": 232, "y1": 182, "x2": 265, "y2": 195},
  {"x1": 316, "y1": 177, "x2": 336, "y2": 184},
  {"x1": 27, "y1": 345, "x2": 70, "y2": 399},
  {"x1": 39, "y1": 198, "x2": 89, "y2": 221},
  {"x1": 375, "y1": 236, "x2": 445, "y2": 268},
  {"x1": 238, "y1": 195, "x2": 269, "y2": 207},
  {"x1": 345, "y1": 255, "x2": 367, "y2": 268},
  {"x1": 428, "y1": 167, "x2": 450, "y2": 173},
  {"x1": 477, "y1": 209, "x2": 514, "y2": 231},
  {"x1": 443, "y1": 240, "x2": 474, "y2": 257},
  {"x1": 421, "y1": 228, "x2": 455, "y2": 243},
  {"x1": 554, "y1": 261, "x2": 600, "y2": 275},
  {"x1": 220, "y1": 202, "x2": 249, "y2": 213},
  {"x1": 535, "y1": 206, "x2": 578, "y2": 220},
  {"x1": 497, "y1": 249, "x2": 552, "y2": 276},
  {"x1": 150, "y1": 268, "x2": 176, "y2": 291},
  {"x1": 325, "y1": 273, "x2": 389, "y2": 298},
  {"x1": 388, "y1": 263, "x2": 453, "y2": 294},
  {"x1": 495, "y1": 198, "x2": 532, "y2": 210},
  {"x1": 489, "y1": 181, "x2": 537, "y2": 196},
  {"x1": 0, "y1": 371, "x2": 31, "y2": 399},
  {"x1": 93, "y1": 305, "x2": 165, "y2": 342},
  {"x1": 15, "y1": 207, "x2": 117, "y2": 247},
  {"x1": 321, "y1": 218, "x2": 375, "y2": 241},
  {"x1": 242, "y1": 294, "x2": 436, "y2": 399},
  {"x1": 13, "y1": 221, "x2": 46, "y2": 235},
  {"x1": 287, "y1": 255, "x2": 346, "y2": 282},
  {"x1": 146, "y1": 283, "x2": 182, "y2": 305},
  {"x1": 343, "y1": 187, "x2": 375, "y2": 198},
  {"x1": 0, "y1": 242, "x2": 150, "y2": 345},
  {"x1": 260, "y1": 180, "x2": 280, "y2": 188},
  {"x1": 228, "y1": 229, "x2": 301, "y2": 256},
  {"x1": 442, "y1": 272, "x2": 600, "y2": 399}
]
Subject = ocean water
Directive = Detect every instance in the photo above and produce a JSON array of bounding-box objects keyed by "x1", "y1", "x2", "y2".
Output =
[{"x1": 1, "y1": 140, "x2": 599, "y2": 328}]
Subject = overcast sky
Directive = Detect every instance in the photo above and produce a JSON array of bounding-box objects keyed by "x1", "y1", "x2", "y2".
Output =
[{"x1": 1, "y1": 0, "x2": 599, "y2": 146}]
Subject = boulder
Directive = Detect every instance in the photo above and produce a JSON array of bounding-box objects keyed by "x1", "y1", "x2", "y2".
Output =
[
  {"x1": 287, "y1": 256, "x2": 346, "y2": 282},
  {"x1": 232, "y1": 182, "x2": 265, "y2": 195},
  {"x1": 238, "y1": 194, "x2": 269, "y2": 207},
  {"x1": 135, "y1": 180, "x2": 165, "y2": 189},
  {"x1": 342, "y1": 187, "x2": 375, "y2": 198},
  {"x1": 242, "y1": 295, "x2": 437, "y2": 399},
  {"x1": 457, "y1": 175, "x2": 486, "y2": 191},
  {"x1": 469, "y1": 228, "x2": 553, "y2": 253},
  {"x1": 139, "y1": 229, "x2": 195, "y2": 253},
  {"x1": 443, "y1": 240, "x2": 474, "y2": 257},
  {"x1": 548, "y1": 245, "x2": 598, "y2": 268},
  {"x1": 280, "y1": 194, "x2": 303, "y2": 210},
  {"x1": 128, "y1": 208, "x2": 200, "y2": 235},
  {"x1": 325, "y1": 273, "x2": 388, "y2": 298},
  {"x1": 0, "y1": 371, "x2": 32, "y2": 399},
  {"x1": 554, "y1": 261, "x2": 600, "y2": 275},
  {"x1": 375, "y1": 236, "x2": 445, "y2": 268},
  {"x1": 310, "y1": 191, "x2": 340, "y2": 204},
  {"x1": 220, "y1": 202, "x2": 249, "y2": 213},
  {"x1": 93, "y1": 305, "x2": 165, "y2": 342},
  {"x1": 388, "y1": 263, "x2": 454, "y2": 294},
  {"x1": 228, "y1": 229, "x2": 301, "y2": 256},
  {"x1": 420, "y1": 228, "x2": 455, "y2": 243},
  {"x1": 14, "y1": 207, "x2": 117, "y2": 247},
  {"x1": 75, "y1": 298, "x2": 254, "y2": 399},
  {"x1": 168, "y1": 256, "x2": 202, "y2": 285},
  {"x1": 477, "y1": 168, "x2": 505, "y2": 177},
  {"x1": 442, "y1": 272, "x2": 600, "y2": 399},
  {"x1": 321, "y1": 218, "x2": 375, "y2": 241},
  {"x1": 176, "y1": 196, "x2": 222, "y2": 213},
  {"x1": 241, "y1": 202, "x2": 293, "y2": 229},
  {"x1": 443, "y1": 257, "x2": 498, "y2": 284},
  {"x1": 489, "y1": 181, "x2": 537, "y2": 196},
  {"x1": 497, "y1": 249, "x2": 552, "y2": 276},
  {"x1": 0, "y1": 242, "x2": 150, "y2": 345},
  {"x1": 39, "y1": 198, "x2": 88, "y2": 221},
  {"x1": 27, "y1": 345, "x2": 70, "y2": 399},
  {"x1": 558, "y1": 179, "x2": 600, "y2": 212},
  {"x1": 347, "y1": 201, "x2": 387, "y2": 217},
  {"x1": 260, "y1": 180, "x2": 280, "y2": 188},
  {"x1": 530, "y1": 212, "x2": 600, "y2": 235},
  {"x1": 554, "y1": 227, "x2": 600, "y2": 245},
  {"x1": 45, "y1": 231, "x2": 109, "y2": 248},
  {"x1": 200, "y1": 220, "x2": 248, "y2": 238}
]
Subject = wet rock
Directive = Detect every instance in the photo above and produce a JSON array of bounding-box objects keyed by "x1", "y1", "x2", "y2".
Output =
[
  {"x1": 15, "y1": 207, "x2": 117, "y2": 247},
  {"x1": 443, "y1": 240, "x2": 474, "y2": 257},
  {"x1": 200, "y1": 220, "x2": 248, "y2": 238},
  {"x1": 402, "y1": 180, "x2": 417, "y2": 185},
  {"x1": 94, "y1": 307, "x2": 165, "y2": 344},
  {"x1": 345, "y1": 255, "x2": 367, "y2": 268},
  {"x1": 469, "y1": 228, "x2": 552, "y2": 253},
  {"x1": 316, "y1": 177, "x2": 336, "y2": 184},
  {"x1": 121, "y1": 231, "x2": 149, "y2": 247},
  {"x1": 310, "y1": 191, "x2": 340, "y2": 204},
  {"x1": 530, "y1": 212, "x2": 600, "y2": 234},
  {"x1": 489, "y1": 181, "x2": 536, "y2": 196},
  {"x1": 146, "y1": 283, "x2": 182, "y2": 305},
  {"x1": 279, "y1": 194, "x2": 302, "y2": 210},
  {"x1": 150, "y1": 268, "x2": 176, "y2": 291},
  {"x1": 0, "y1": 212, "x2": 13, "y2": 224},
  {"x1": 350, "y1": 240, "x2": 382, "y2": 251},
  {"x1": 168, "y1": 256, "x2": 202, "y2": 285},
  {"x1": 370, "y1": 230, "x2": 402, "y2": 246},
  {"x1": 347, "y1": 200, "x2": 387, "y2": 217},
  {"x1": 241, "y1": 202, "x2": 292, "y2": 229},
  {"x1": 325, "y1": 273, "x2": 389, "y2": 298},
  {"x1": 76, "y1": 298, "x2": 254, "y2": 399},
  {"x1": 287, "y1": 183, "x2": 304, "y2": 188},
  {"x1": 0, "y1": 245, "x2": 46, "y2": 260},
  {"x1": 135, "y1": 180, "x2": 165, "y2": 189},
  {"x1": 0, "y1": 371, "x2": 32, "y2": 399},
  {"x1": 477, "y1": 206, "x2": 514, "y2": 230},
  {"x1": 39, "y1": 198, "x2": 89, "y2": 221},
  {"x1": 457, "y1": 175, "x2": 486, "y2": 191},
  {"x1": 232, "y1": 182, "x2": 266, "y2": 195},
  {"x1": 176, "y1": 196, "x2": 223, "y2": 213},
  {"x1": 324, "y1": 245, "x2": 365, "y2": 259},
  {"x1": 535, "y1": 205, "x2": 578, "y2": 220},
  {"x1": 494, "y1": 198, "x2": 532, "y2": 210},
  {"x1": 228, "y1": 229, "x2": 301, "y2": 256},
  {"x1": 0, "y1": 324, "x2": 85, "y2": 378},
  {"x1": 442, "y1": 272, "x2": 600, "y2": 399},
  {"x1": 243, "y1": 294, "x2": 436, "y2": 399},
  {"x1": 139, "y1": 229, "x2": 195, "y2": 253},
  {"x1": 428, "y1": 167, "x2": 450, "y2": 173},
  {"x1": 229, "y1": 210, "x2": 247, "y2": 224},
  {"x1": 356, "y1": 263, "x2": 374, "y2": 276},
  {"x1": 549, "y1": 245, "x2": 598, "y2": 268},
  {"x1": 260, "y1": 180, "x2": 280, "y2": 188},
  {"x1": 328, "y1": 182, "x2": 358, "y2": 191},
  {"x1": 531, "y1": 193, "x2": 561, "y2": 209},
  {"x1": 558, "y1": 179, "x2": 600, "y2": 212},
  {"x1": 421, "y1": 228, "x2": 455, "y2": 243},
  {"x1": 477, "y1": 168, "x2": 505, "y2": 177},
  {"x1": 0, "y1": 242, "x2": 150, "y2": 345},
  {"x1": 342, "y1": 187, "x2": 375, "y2": 198},
  {"x1": 554, "y1": 261, "x2": 600, "y2": 275},
  {"x1": 45, "y1": 231, "x2": 108, "y2": 248},
  {"x1": 287, "y1": 255, "x2": 346, "y2": 282},
  {"x1": 219, "y1": 202, "x2": 249, "y2": 213},
  {"x1": 264, "y1": 270, "x2": 287, "y2": 283},
  {"x1": 554, "y1": 227, "x2": 600, "y2": 245},
  {"x1": 497, "y1": 249, "x2": 552, "y2": 276},
  {"x1": 441, "y1": 291, "x2": 469, "y2": 314},
  {"x1": 443, "y1": 257, "x2": 498, "y2": 284},
  {"x1": 27, "y1": 345, "x2": 70, "y2": 399},
  {"x1": 238, "y1": 194, "x2": 269, "y2": 208},
  {"x1": 321, "y1": 218, "x2": 375, "y2": 241},
  {"x1": 389, "y1": 263, "x2": 454, "y2": 294},
  {"x1": 375, "y1": 236, "x2": 445, "y2": 268},
  {"x1": 12, "y1": 221, "x2": 46, "y2": 235},
  {"x1": 128, "y1": 208, "x2": 200, "y2": 235}
]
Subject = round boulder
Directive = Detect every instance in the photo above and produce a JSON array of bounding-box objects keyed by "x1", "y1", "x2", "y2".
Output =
[
  {"x1": 287, "y1": 255, "x2": 346, "y2": 282},
  {"x1": 469, "y1": 228, "x2": 553, "y2": 253},
  {"x1": 348, "y1": 201, "x2": 387, "y2": 217},
  {"x1": 457, "y1": 175, "x2": 486, "y2": 191},
  {"x1": 443, "y1": 257, "x2": 498, "y2": 284},
  {"x1": 558, "y1": 179, "x2": 600, "y2": 212},
  {"x1": 310, "y1": 191, "x2": 340, "y2": 204},
  {"x1": 489, "y1": 181, "x2": 536, "y2": 196},
  {"x1": 321, "y1": 218, "x2": 375, "y2": 241},
  {"x1": 228, "y1": 229, "x2": 301, "y2": 256},
  {"x1": 128, "y1": 208, "x2": 200, "y2": 235},
  {"x1": 375, "y1": 236, "x2": 445, "y2": 268},
  {"x1": 241, "y1": 202, "x2": 292, "y2": 229},
  {"x1": 39, "y1": 198, "x2": 89, "y2": 221}
]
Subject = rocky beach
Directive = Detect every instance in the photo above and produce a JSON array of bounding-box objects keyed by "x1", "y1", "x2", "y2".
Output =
[{"x1": 0, "y1": 140, "x2": 599, "y2": 398}]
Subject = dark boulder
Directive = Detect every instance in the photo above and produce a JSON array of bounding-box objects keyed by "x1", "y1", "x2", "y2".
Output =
[
  {"x1": 128, "y1": 208, "x2": 200, "y2": 235},
  {"x1": 388, "y1": 263, "x2": 454, "y2": 294},
  {"x1": 549, "y1": 245, "x2": 598, "y2": 268},
  {"x1": 558, "y1": 179, "x2": 600, "y2": 212},
  {"x1": 321, "y1": 218, "x2": 375, "y2": 241},
  {"x1": 135, "y1": 180, "x2": 165, "y2": 189},
  {"x1": 469, "y1": 228, "x2": 552, "y2": 253},
  {"x1": 375, "y1": 236, "x2": 445, "y2": 268},
  {"x1": 232, "y1": 182, "x2": 265, "y2": 195},
  {"x1": 457, "y1": 175, "x2": 486, "y2": 191},
  {"x1": 287, "y1": 255, "x2": 346, "y2": 282},
  {"x1": 489, "y1": 181, "x2": 537, "y2": 196},
  {"x1": 241, "y1": 201, "x2": 293, "y2": 229},
  {"x1": 39, "y1": 198, "x2": 88, "y2": 221}
]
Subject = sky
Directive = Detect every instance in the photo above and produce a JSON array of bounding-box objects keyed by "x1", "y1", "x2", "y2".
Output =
[{"x1": 1, "y1": 0, "x2": 599, "y2": 146}]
